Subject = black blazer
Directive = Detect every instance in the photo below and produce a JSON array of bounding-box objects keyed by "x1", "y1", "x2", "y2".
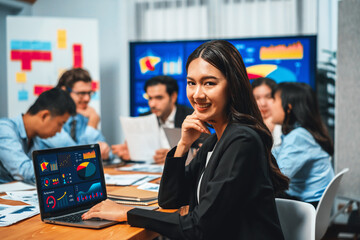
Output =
[
  {"x1": 140, "y1": 104, "x2": 193, "y2": 128},
  {"x1": 127, "y1": 123, "x2": 284, "y2": 240}
]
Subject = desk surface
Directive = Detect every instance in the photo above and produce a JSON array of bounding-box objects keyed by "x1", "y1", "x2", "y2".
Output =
[{"x1": 0, "y1": 166, "x2": 162, "y2": 240}]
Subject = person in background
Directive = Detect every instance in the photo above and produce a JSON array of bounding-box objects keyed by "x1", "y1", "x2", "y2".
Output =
[
  {"x1": 83, "y1": 40, "x2": 289, "y2": 239},
  {"x1": 42, "y1": 68, "x2": 112, "y2": 160},
  {"x1": 112, "y1": 75, "x2": 193, "y2": 163},
  {"x1": 252, "y1": 77, "x2": 282, "y2": 147},
  {"x1": 271, "y1": 82, "x2": 334, "y2": 208},
  {"x1": 0, "y1": 88, "x2": 76, "y2": 184}
]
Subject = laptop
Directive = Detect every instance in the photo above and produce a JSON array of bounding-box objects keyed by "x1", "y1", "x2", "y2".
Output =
[
  {"x1": 163, "y1": 127, "x2": 182, "y2": 148},
  {"x1": 32, "y1": 144, "x2": 117, "y2": 228}
]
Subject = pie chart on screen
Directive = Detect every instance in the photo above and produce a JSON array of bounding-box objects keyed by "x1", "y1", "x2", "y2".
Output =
[
  {"x1": 77, "y1": 162, "x2": 96, "y2": 180},
  {"x1": 247, "y1": 64, "x2": 296, "y2": 82}
]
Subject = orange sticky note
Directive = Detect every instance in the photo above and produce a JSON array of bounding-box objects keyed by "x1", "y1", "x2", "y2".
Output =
[
  {"x1": 57, "y1": 29, "x2": 67, "y2": 49},
  {"x1": 16, "y1": 72, "x2": 26, "y2": 83}
]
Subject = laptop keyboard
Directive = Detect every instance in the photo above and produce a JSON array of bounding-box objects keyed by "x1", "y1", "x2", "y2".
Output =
[
  {"x1": 56, "y1": 212, "x2": 103, "y2": 223},
  {"x1": 56, "y1": 212, "x2": 83, "y2": 223}
]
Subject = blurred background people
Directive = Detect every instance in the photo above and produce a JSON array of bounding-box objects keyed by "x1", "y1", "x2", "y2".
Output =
[
  {"x1": 112, "y1": 75, "x2": 193, "y2": 163},
  {"x1": 0, "y1": 88, "x2": 76, "y2": 183},
  {"x1": 271, "y1": 82, "x2": 334, "y2": 208},
  {"x1": 251, "y1": 77, "x2": 281, "y2": 147},
  {"x1": 42, "y1": 68, "x2": 113, "y2": 161}
]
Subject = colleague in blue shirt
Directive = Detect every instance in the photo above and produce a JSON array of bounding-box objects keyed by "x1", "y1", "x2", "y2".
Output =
[
  {"x1": 0, "y1": 88, "x2": 76, "y2": 184},
  {"x1": 42, "y1": 68, "x2": 113, "y2": 160},
  {"x1": 271, "y1": 82, "x2": 334, "y2": 208}
]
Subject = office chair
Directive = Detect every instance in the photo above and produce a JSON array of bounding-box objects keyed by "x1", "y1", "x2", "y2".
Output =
[
  {"x1": 276, "y1": 198, "x2": 316, "y2": 240},
  {"x1": 315, "y1": 168, "x2": 350, "y2": 240}
]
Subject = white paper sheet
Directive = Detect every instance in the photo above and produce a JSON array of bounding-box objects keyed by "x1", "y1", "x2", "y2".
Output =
[
  {"x1": 0, "y1": 182, "x2": 36, "y2": 193},
  {"x1": 104, "y1": 174, "x2": 159, "y2": 186},
  {"x1": 119, "y1": 164, "x2": 164, "y2": 173},
  {"x1": 120, "y1": 114, "x2": 161, "y2": 163},
  {"x1": 0, "y1": 203, "x2": 39, "y2": 227},
  {"x1": 2, "y1": 190, "x2": 39, "y2": 206},
  {"x1": 137, "y1": 182, "x2": 160, "y2": 192}
]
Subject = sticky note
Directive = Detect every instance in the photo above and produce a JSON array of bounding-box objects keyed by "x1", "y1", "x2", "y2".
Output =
[
  {"x1": 73, "y1": 44, "x2": 83, "y2": 68},
  {"x1": 18, "y1": 90, "x2": 28, "y2": 101},
  {"x1": 91, "y1": 81, "x2": 99, "y2": 91},
  {"x1": 57, "y1": 30, "x2": 67, "y2": 49},
  {"x1": 58, "y1": 68, "x2": 66, "y2": 79},
  {"x1": 16, "y1": 72, "x2": 27, "y2": 83},
  {"x1": 34, "y1": 85, "x2": 53, "y2": 96},
  {"x1": 91, "y1": 91, "x2": 99, "y2": 100}
]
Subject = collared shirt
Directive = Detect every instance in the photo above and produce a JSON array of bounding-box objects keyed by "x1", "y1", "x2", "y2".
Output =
[
  {"x1": 158, "y1": 107, "x2": 177, "y2": 149},
  {"x1": 159, "y1": 106, "x2": 176, "y2": 129},
  {"x1": 0, "y1": 115, "x2": 43, "y2": 184},
  {"x1": 272, "y1": 126, "x2": 334, "y2": 202},
  {"x1": 272, "y1": 124, "x2": 282, "y2": 148},
  {"x1": 40, "y1": 114, "x2": 114, "y2": 159}
]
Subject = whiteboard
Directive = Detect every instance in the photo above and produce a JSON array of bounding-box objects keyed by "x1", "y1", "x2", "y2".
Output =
[{"x1": 6, "y1": 16, "x2": 100, "y2": 118}]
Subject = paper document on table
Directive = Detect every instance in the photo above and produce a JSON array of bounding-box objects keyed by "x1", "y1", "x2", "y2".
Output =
[
  {"x1": 119, "y1": 164, "x2": 164, "y2": 173},
  {"x1": 104, "y1": 173, "x2": 159, "y2": 186},
  {"x1": 1, "y1": 190, "x2": 38, "y2": 206},
  {"x1": 137, "y1": 182, "x2": 160, "y2": 192},
  {"x1": 0, "y1": 182, "x2": 35, "y2": 192},
  {"x1": 0, "y1": 203, "x2": 39, "y2": 227},
  {"x1": 120, "y1": 114, "x2": 161, "y2": 163}
]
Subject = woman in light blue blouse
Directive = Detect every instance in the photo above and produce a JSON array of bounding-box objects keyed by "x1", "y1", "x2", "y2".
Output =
[{"x1": 271, "y1": 82, "x2": 334, "y2": 208}]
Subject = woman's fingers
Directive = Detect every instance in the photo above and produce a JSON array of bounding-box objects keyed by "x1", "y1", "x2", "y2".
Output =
[
  {"x1": 182, "y1": 117, "x2": 210, "y2": 134},
  {"x1": 81, "y1": 200, "x2": 132, "y2": 222},
  {"x1": 82, "y1": 210, "x2": 100, "y2": 220}
]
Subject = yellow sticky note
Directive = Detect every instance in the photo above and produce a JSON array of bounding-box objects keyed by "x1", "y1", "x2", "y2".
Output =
[
  {"x1": 58, "y1": 68, "x2": 66, "y2": 79},
  {"x1": 16, "y1": 72, "x2": 26, "y2": 83},
  {"x1": 57, "y1": 29, "x2": 67, "y2": 49}
]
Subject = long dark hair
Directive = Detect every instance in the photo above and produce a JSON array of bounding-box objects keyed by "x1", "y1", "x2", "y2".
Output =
[
  {"x1": 274, "y1": 82, "x2": 334, "y2": 155},
  {"x1": 186, "y1": 40, "x2": 289, "y2": 193}
]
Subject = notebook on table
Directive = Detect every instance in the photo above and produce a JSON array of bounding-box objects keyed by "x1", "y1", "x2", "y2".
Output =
[
  {"x1": 32, "y1": 144, "x2": 117, "y2": 229},
  {"x1": 108, "y1": 186, "x2": 158, "y2": 206}
]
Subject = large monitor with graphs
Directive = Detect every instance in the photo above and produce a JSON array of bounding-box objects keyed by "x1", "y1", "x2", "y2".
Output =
[
  {"x1": 32, "y1": 144, "x2": 107, "y2": 218},
  {"x1": 130, "y1": 35, "x2": 317, "y2": 116}
]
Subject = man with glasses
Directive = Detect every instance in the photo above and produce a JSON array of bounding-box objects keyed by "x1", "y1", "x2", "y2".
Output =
[{"x1": 42, "y1": 68, "x2": 112, "y2": 160}]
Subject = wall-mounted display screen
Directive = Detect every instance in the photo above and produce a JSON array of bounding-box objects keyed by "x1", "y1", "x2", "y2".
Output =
[{"x1": 130, "y1": 36, "x2": 316, "y2": 116}]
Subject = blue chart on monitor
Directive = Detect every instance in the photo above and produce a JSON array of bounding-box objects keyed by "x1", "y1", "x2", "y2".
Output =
[{"x1": 76, "y1": 182, "x2": 103, "y2": 203}]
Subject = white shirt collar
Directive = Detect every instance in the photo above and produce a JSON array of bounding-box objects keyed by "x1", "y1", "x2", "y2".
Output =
[{"x1": 160, "y1": 106, "x2": 176, "y2": 129}]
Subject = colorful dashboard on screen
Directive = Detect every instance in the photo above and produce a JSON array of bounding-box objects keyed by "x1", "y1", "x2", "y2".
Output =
[
  {"x1": 33, "y1": 145, "x2": 106, "y2": 214},
  {"x1": 130, "y1": 36, "x2": 316, "y2": 116}
]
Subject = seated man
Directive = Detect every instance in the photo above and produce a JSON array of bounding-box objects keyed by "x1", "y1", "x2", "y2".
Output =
[
  {"x1": 112, "y1": 75, "x2": 193, "y2": 163},
  {"x1": 42, "y1": 68, "x2": 112, "y2": 160},
  {"x1": 0, "y1": 88, "x2": 76, "y2": 184}
]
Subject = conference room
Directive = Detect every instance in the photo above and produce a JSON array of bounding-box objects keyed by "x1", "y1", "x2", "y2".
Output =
[{"x1": 0, "y1": 0, "x2": 359, "y2": 239}]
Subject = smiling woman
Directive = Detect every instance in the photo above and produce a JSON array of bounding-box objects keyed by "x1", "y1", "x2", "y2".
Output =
[
  {"x1": 185, "y1": 58, "x2": 229, "y2": 136},
  {"x1": 82, "y1": 40, "x2": 289, "y2": 240}
]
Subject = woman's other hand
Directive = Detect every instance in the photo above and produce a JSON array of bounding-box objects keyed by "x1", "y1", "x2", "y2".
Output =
[{"x1": 82, "y1": 199, "x2": 133, "y2": 222}]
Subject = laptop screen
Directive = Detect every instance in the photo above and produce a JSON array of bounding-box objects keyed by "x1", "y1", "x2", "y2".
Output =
[{"x1": 32, "y1": 144, "x2": 107, "y2": 219}]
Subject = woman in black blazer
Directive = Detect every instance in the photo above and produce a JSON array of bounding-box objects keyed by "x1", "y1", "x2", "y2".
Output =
[{"x1": 83, "y1": 40, "x2": 289, "y2": 240}]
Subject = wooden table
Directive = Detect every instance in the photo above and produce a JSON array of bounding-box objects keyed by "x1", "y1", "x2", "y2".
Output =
[{"x1": 0, "y1": 166, "x2": 163, "y2": 240}]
